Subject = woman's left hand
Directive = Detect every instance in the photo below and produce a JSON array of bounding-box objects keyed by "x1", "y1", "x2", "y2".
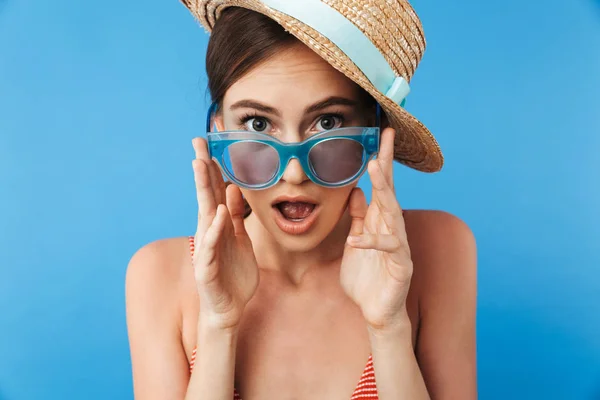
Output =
[{"x1": 340, "y1": 127, "x2": 413, "y2": 333}]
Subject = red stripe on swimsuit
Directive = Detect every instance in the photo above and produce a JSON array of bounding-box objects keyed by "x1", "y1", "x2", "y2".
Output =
[{"x1": 187, "y1": 235, "x2": 379, "y2": 399}]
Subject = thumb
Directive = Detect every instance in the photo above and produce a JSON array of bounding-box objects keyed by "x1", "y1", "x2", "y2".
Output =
[{"x1": 347, "y1": 187, "x2": 368, "y2": 236}]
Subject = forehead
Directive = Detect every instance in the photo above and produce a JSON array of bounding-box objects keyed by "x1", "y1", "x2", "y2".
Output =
[{"x1": 223, "y1": 43, "x2": 363, "y2": 106}]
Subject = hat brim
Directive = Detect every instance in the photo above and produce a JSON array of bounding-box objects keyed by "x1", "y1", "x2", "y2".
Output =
[{"x1": 185, "y1": 0, "x2": 444, "y2": 172}]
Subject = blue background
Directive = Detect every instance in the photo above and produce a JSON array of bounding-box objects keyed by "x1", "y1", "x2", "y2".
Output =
[{"x1": 1, "y1": 0, "x2": 599, "y2": 399}]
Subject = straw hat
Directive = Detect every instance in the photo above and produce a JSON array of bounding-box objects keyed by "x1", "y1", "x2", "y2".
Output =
[{"x1": 180, "y1": 0, "x2": 444, "y2": 172}]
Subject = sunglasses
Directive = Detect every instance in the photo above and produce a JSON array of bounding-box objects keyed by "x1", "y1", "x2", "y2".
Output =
[{"x1": 206, "y1": 102, "x2": 381, "y2": 190}]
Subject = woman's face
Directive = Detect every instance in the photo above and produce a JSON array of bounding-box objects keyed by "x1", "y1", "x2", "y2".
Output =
[{"x1": 216, "y1": 43, "x2": 373, "y2": 252}]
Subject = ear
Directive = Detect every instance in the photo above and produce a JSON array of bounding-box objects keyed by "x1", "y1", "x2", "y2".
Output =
[{"x1": 212, "y1": 110, "x2": 226, "y2": 132}]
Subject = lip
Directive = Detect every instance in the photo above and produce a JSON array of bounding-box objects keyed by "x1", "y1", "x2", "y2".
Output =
[
  {"x1": 272, "y1": 202, "x2": 320, "y2": 235},
  {"x1": 270, "y1": 195, "x2": 319, "y2": 207}
]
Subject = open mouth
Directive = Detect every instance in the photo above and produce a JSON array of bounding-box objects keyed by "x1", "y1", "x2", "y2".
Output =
[
  {"x1": 271, "y1": 198, "x2": 320, "y2": 235},
  {"x1": 273, "y1": 201, "x2": 317, "y2": 222}
]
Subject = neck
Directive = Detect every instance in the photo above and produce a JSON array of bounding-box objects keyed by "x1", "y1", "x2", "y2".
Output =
[{"x1": 244, "y1": 209, "x2": 352, "y2": 286}]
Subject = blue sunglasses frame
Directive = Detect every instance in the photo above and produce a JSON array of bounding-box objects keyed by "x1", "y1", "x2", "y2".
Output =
[{"x1": 205, "y1": 102, "x2": 381, "y2": 190}]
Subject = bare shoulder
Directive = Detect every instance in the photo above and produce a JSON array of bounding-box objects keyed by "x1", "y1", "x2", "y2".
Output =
[
  {"x1": 403, "y1": 209, "x2": 478, "y2": 398},
  {"x1": 403, "y1": 209, "x2": 475, "y2": 248},
  {"x1": 403, "y1": 209, "x2": 477, "y2": 307},
  {"x1": 125, "y1": 236, "x2": 193, "y2": 298},
  {"x1": 125, "y1": 236, "x2": 196, "y2": 399},
  {"x1": 403, "y1": 209, "x2": 476, "y2": 274},
  {"x1": 125, "y1": 236, "x2": 195, "y2": 341}
]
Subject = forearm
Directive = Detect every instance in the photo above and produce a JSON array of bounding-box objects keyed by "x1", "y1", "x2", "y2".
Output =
[
  {"x1": 185, "y1": 323, "x2": 238, "y2": 400},
  {"x1": 368, "y1": 316, "x2": 430, "y2": 400}
]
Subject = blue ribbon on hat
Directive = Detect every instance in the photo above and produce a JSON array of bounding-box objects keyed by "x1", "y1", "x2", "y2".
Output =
[{"x1": 261, "y1": 0, "x2": 410, "y2": 107}]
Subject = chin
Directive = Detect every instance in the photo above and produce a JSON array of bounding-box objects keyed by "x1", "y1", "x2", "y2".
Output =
[
  {"x1": 265, "y1": 209, "x2": 346, "y2": 255},
  {"x1": 269, "y1": 228, "x2": 330, "y2": 253}
]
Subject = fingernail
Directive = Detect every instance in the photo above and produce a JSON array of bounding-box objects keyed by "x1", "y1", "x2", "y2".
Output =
[{"x1": 347, "y1": 236, "x2": 361, "y2": 244}]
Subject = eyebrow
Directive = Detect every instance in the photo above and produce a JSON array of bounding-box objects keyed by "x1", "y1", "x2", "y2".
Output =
[
  {"x1": 304, "y1": 96, "x2": 359, "y2": 114},
  {"x1": 229, "y1": 96, "x2": 359, "y2": 117},
  {"x1": 230, "y1": 100, "x2": 282, "y2": 117}
]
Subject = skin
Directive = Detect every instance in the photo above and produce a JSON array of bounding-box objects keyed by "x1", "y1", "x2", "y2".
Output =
[{"x1": 126, "y1": 43, "x2": 477, "y2": 399}]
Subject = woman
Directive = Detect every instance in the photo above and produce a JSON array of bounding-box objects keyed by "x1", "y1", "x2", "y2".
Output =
[{"x1": 126, "y1": 1, "x2": 477, "y2": 399}]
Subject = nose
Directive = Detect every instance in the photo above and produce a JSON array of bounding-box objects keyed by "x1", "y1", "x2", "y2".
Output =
[{"x1": 280, "y1": 157, "x2": 309, "y2": 185}]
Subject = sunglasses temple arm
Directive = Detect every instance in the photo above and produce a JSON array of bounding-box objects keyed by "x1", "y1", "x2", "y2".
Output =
[{"x1": 206, "y1": 102, "x2": 217, "y2": 132}]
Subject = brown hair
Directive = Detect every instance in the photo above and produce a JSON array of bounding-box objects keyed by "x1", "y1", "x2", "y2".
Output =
[
  {"x1": 206, "y1": 7, "x2": 299, "y2": 110},
  {"x1": 205, "y1": 7, "x2": 376, "y2": 217},
  {"x1": 205, "y1": 7, "x2": 299, "y2": 217}
]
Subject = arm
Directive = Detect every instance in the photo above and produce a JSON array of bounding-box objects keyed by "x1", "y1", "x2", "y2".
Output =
[
  {"x1": 413, "y1": 211, "x2": 478, "y2": 399},
  {"x1": 184, "y1": 138, "x2": 260, "y2": 399},
  {"x1": 341, "y1": 131, "x2": 476, "y2": 399},
  {"x1": 368, "y1": 316, "x2": 430, "y2": 400},
  {"x1": 368, "y1": 211, "x2": 477, "y2": 400},
  {"x1": 127, "y1": 137, "x2": 258, "y2": 399},
  {"x1": 185, "y1": 323, "x2": 238, "y2": 400},
  {"x1": 125, "y1": 239, "x2": 191, "y2": 399},
  {"x1": 126, "y1": 239, "x2": 240, "y2": 400}
]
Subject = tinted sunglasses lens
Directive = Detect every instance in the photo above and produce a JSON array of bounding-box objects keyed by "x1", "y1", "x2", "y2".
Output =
[
  {"x1": 308, "y1": 138, "x2": 365, "y2": 183},
  {"x1": 223, "y1": 141, "x2": 279, "y2": 185}
]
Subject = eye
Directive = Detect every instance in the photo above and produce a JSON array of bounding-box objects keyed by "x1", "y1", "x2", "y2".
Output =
[
  {"x1": 242, "y1": 116, "x2": 271, "y2": 132},
  {"x1": 315, "y1": 114, "x2": 343, "y2": 131}
]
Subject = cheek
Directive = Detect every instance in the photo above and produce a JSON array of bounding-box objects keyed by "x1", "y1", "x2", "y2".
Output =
[
  {"x1": 320, "y1": 186, "x2": 355, "y2": 214},
  {"x1": 239, "y1": 188, "x2": 270, "y2": 213}
]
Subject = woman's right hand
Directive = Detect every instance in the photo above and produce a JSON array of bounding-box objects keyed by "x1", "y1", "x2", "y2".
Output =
[{"x1": 192, "y1": 137, "x2": 259, "y2": 331}]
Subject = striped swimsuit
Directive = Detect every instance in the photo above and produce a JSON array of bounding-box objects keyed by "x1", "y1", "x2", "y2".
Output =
[{"x1": 187, "y1": 236, "x2": 379, "y2": 399}]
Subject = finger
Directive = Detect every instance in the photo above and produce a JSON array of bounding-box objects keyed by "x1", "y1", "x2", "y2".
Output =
[
  {"x1": 346, "y1": 233, "x2": 403, "y2": 253},
  {"x1": 193, "y1": 158, "x2": 217, "y2": 233},
  {"x1": 193, "y1": 136, "x2": 210, "y2": 160},
  {"x1": 347, "y1": 187, "x2": 368, "y2": 236},
  {"x1": 193, "y1": 137, "x2": 221, "y2": 208},
  {"x1": 192, "y1": 137, "x2": 202, "y2": 159},
  {"x1": 195, "y1": 136, "x2": 226, "y2": 205},
  {"x1": 208, "y1": 159, "x2": 227, "y2": 205},
  {"x1": 377, "y1": 128, "x2": 396, "y2": 188},
  {"x1": 368, "y1": 160, "x2": 405, "y2": 235},
  {"x1": 198, "y1": 204, "x2": 228, "y2": 267},
  {"x1": 225, "y1": 184, "x2": 248, "y2": 237}
]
